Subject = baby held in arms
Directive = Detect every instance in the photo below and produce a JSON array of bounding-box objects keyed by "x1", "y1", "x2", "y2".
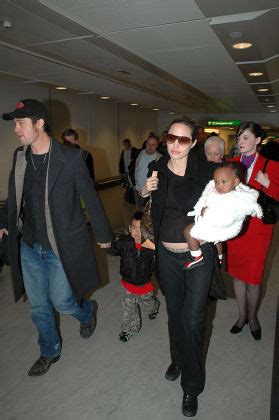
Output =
[{"x1": 183, "y1": 162, "x2": 263, "y2": 269}]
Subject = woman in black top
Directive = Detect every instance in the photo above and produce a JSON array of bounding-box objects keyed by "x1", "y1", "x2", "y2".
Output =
[{"x1": 140, "y1": 119, "x2": 216, "y2": 417}]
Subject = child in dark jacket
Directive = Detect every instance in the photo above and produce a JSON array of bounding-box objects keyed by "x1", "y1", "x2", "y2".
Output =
[{"x1": 107, "y1": 211, "x2": 160, "y2": 342}]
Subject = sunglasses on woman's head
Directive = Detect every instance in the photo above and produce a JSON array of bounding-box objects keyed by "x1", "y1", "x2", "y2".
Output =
[{"x1": 166, "y1": 133, "x2": 192, "y2": 146}]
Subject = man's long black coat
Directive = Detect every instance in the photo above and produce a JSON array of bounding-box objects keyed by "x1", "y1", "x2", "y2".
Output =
[{"x1": 0, "y1": 139, "x2": 113, "y2": 303}]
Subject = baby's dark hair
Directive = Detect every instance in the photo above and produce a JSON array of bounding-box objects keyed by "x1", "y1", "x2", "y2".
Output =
[
  {"x1": 130, "y1": 211, "x2": 143, "y2": 225},
  {"x1": 214, "y1": 161, "x2": 245, "y2": 182}
]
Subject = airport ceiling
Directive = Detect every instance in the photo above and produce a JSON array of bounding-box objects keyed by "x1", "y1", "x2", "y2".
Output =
[{"x1": 0, "y1": 0, "x2": 279, "y2": 116}]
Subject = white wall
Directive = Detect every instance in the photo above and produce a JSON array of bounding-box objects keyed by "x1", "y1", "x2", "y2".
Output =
[{"x1": 0, "y1": 80, "x2": 157, "y2": 200}]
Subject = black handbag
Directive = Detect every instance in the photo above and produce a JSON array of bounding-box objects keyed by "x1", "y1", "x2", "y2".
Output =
[
  {"x1": 257, "y1": 160, "x2": 277, "y2": 225},
  {"x1": 209, "y1": 256, "x2": 227, "y2": 300}
]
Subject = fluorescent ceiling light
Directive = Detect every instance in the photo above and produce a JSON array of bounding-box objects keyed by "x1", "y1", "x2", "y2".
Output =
[
  {"x1": 258, "y1": 88, "x2": 269, "y2": 92},
  {"x1": 249, "y1": 72, "x2": 263, "y2": 77},
  {"x1": 204, "y1": 128, "x2": 219, "y2": 134},
  {"x1": 152, "y1": 108, "x2": 159, "y2": 111},
  {"x1": 267, "y1": 105, "x2": 275, "y2": 108},
  {"x1": 100, "y1": 96, "x2": 110, "y2": 99},
  {"x1": 130, "y1": 103, "x2": 138, "y2": 106},
  {"x1": 56, "y1": 86, "x2": 67, "y2": 90},
  {"x1": 233, "y1": 42, "x2": 252, "y2": 49}
]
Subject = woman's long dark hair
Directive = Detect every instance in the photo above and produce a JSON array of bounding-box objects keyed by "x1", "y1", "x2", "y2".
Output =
[{"x1": 168, "y1": 118, "x2": 197, "y2": 140}]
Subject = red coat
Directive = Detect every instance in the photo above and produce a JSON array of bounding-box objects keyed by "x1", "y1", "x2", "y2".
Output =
[{"x1": 227, "y1": 154, "x2": 279, "y2": 284}]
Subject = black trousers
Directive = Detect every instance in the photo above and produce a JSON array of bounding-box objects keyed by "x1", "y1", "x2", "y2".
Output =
[{"x1": 157, "y1": 242, "x2": 214, "y2": 396}]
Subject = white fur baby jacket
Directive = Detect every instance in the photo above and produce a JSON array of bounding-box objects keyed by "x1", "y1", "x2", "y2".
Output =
[{"x1": 188, "y1": 180, "x2": 263, "y2": 242}]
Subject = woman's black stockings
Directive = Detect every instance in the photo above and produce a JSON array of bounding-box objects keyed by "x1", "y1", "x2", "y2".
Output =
[{"x1": 233, "y1": 278, "x2": 261, "y2": 331}]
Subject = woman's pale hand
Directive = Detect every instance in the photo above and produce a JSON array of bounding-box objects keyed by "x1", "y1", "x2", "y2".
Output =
[
  {"x1": 145, "y1": 170, "x2": 158, "y2": 193},
  {"x1": 255, "y1": 171, "x2": 270, "y2": 188}
]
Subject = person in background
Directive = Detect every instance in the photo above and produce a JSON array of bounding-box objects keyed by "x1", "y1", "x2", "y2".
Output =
[
  {"x1": 134, "y1": 135, "x2": 161, "y2": 211},
  {"x1": 107, "y1": 211, "x2": 160, "y2": 342},
  {"x1": 196, "y1": 126, "x2": 207, "y2": 145},
  {"x1": 0, "y1": 99, "x2": 112, "y2": 377},
  {"x1": 61, "y1": 128, "x2": 95, "y2": 180},
  {"x1": 204, "y1": 136, "x2": 225, "y2": 163},
  {"x1": 228, "y1": 140, "x2": 241, "y2": 159},
  {"x1": 140, "y1": 119, "x2": 216, "y2": 417},
  {"x1": 227, "y1": 122, "x2": 279, "y2": 341},
  {"x1": 119, "y1": 138, "x2": 139, "y2": 187},
  {"x1": 260, "y1": 138, "x2": 279, "y2": 162},
  {"x1": 158, "y1": 130, "x2": 169, "y2": 155},
  {"x1": 192, "y1": 126, "x2": 207, "y2": 161},
  {"x1": 141, "y1": 132, "x2": 156, "y2": 150}
]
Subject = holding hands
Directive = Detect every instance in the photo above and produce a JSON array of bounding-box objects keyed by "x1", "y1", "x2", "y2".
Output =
[
  {"x1": 98, "y1": 242, "x2": 111, "y2": 248},
  {"x1": 0, "y1": 229, "x2": 8, "y2": 240}
]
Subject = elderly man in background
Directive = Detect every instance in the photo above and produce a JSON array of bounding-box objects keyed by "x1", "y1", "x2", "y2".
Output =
[
  {"x1": 134, "y1": 135, "x2": 161, "y2": 211},
  {"x1": 204, "y1": 135, "x2": 225, "y2": 163}
]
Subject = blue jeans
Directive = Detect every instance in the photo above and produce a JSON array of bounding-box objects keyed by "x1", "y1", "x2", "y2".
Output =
[{"x1": 20, "y1": 241, "x2": 93, "y2": 358}]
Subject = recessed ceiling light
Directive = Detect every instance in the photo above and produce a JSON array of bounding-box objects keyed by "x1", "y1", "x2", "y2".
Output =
[
  {"x1": 56, "y1": 86, "x2": 67, "y2": 90},
  {"x1": 169, "y1": 112, "x2": 175, "y2": 115},
  {"x1": 233, "y1": 42, "x2": 252, "y2": 49},
  {"x1": 152, "y1": 108, "x2": 159, "y2": 111},
  {"x1": 257, "y1": 88, "x2": 269, "y2": 92},
  {"x1": 130, "y1": 103, "x2": 138, "y2": 106},
  {"x1": 267, "y1": 105, "x2": 275, "y2": 108},
  {"x1": 100, "y1": 96, "x2": 110, "y2": 99},
  {"x1": 249, "y1": 72, "x2": 263, "y2": 77}
]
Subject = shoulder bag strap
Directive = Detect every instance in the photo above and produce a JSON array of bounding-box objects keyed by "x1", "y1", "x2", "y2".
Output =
[{"x1": 262, "y1": 159, "x2": 269, "y2": 174}]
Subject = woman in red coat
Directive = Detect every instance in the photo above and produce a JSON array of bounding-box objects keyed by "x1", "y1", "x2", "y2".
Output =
[{"x1": 227, "y1": 122, "x2": 279, "y2": 340}]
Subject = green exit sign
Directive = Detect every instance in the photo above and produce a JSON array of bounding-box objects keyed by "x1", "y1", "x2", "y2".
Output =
[{"x1": 207, "y1": 120, "x2": 241, "y2": 127}]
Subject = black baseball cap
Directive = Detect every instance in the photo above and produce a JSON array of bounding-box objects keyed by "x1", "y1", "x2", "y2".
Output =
[{"x1": 2, "y1": 99, "x2": 49, "y2": 123}]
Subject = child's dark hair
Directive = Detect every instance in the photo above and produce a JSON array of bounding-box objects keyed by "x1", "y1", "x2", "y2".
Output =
[
  {"x1": 214, "y1": 161, "x2": 245, "y2": 182},
  {"x1": 130, "y1": 211, "x2": 143, "y2": 225}
]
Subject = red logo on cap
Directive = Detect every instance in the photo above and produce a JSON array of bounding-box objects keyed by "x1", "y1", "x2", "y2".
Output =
[{"x1": 16, "y1": 102, "x2": 24, "y2": 109}]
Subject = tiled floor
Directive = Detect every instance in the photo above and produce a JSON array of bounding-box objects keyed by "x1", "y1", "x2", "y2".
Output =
[{"x1": 0, "y1": 186, "x2": 278, "y2": 420}]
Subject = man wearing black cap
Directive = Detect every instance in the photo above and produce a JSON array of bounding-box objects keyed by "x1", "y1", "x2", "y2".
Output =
[{"x1": 0, "y1": 99, "x2": 112, "y2": 376}]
